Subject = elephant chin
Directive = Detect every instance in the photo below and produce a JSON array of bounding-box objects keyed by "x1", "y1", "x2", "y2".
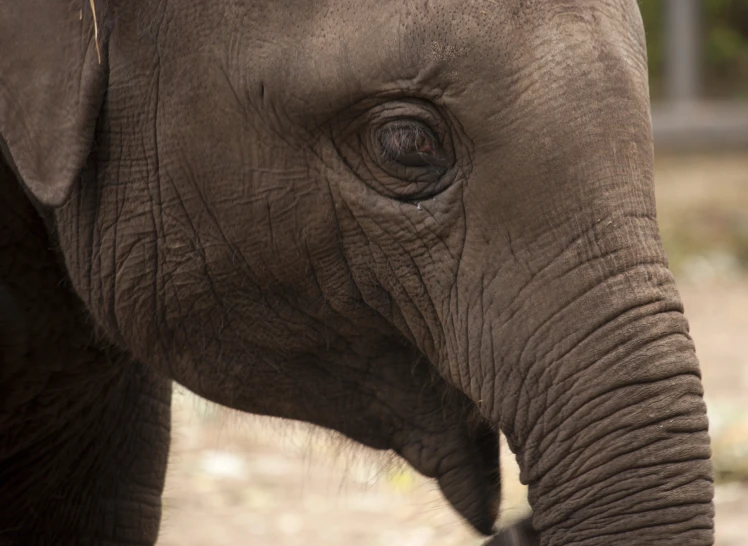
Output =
[{"x1": 395, "y1": 418, "x2": 502, "y2": 535}]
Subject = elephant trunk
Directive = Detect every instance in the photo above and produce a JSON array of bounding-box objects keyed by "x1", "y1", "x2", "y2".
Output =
[
  {"x1": 512, "y1": 316, "x2": 712, "y2": 543},
  {"x1": 479, "y1": 217, "x2": 714, "y2": 543}
]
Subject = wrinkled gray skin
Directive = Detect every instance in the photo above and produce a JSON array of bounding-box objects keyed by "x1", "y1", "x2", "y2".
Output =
[{"x1": 0, "y1": 1, "x2": 714, "y2": 545}]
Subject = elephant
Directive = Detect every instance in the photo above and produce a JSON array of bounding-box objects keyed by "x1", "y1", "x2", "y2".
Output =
[{"x1": 0, "y1": 0, "x2": 715, "y2": 544}]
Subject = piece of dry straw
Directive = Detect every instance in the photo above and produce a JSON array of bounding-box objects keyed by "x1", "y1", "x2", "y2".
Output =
[{"x1": 89, "y1": 0, "x2": 101, "y2": 64}]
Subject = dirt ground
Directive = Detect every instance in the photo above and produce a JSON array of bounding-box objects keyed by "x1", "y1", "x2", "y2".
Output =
[{"x1": 157, "y1": 154, "x2": 748, "y2": 546}]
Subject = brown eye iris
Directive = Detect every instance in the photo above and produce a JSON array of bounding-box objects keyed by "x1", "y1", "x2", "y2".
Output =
[{"x1": 377, "y1": 121, "x2": 448, "y2": 170}]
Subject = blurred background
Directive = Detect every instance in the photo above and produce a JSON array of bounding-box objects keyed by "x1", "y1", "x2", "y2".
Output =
[{"x1": 157, "y1": 2, "x2": 748, "y2": 545}]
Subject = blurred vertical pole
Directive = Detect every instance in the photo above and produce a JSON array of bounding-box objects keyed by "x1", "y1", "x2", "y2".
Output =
[{"x1": 664, "y1": 0, "x2": 702, "y2": 105}]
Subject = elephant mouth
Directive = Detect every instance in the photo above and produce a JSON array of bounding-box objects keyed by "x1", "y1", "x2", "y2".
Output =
[
  {"x1": 223, "y1": 346, "x2": 503, "y2": 535},
  {"x1": 394, "y1": 413, "x2": 501, "y2": 535}
]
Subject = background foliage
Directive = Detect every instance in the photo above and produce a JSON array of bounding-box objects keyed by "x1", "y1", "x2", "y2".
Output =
[{"x1": 640, "y1": 0, "x2": 748, "y2": 99}]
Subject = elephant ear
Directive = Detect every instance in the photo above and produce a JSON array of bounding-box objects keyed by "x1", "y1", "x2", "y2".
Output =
[{"x1": 0, "y1": 1, "x2": 108, "y2": 206}]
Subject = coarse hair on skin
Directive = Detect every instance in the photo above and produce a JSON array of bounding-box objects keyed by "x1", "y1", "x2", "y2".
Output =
[
  {"x1": 378, "y1": 120, "x2": 437, "y2": 162},
  {"x1": 173, "y1": 385, "x2": 419, "y2": 486}
]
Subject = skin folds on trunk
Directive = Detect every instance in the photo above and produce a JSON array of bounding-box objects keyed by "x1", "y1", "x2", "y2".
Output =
[
  {"x1": 502, "y1": 300, "x2": 713, "y2": 544},
  {"x1": 467, "y1": 220, "x2": 715, "y2": 544}
]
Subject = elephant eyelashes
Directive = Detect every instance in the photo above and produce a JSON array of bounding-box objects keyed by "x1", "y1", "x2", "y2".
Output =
[{"x1": 377, "y1": 120, "x2": 449, "y2": 172}]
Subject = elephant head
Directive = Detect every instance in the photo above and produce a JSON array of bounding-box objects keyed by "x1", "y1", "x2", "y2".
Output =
[{"x1": 1, "y1": 0, "x2": 713, "y2": 543}]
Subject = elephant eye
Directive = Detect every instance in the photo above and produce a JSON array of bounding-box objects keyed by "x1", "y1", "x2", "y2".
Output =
[
  {"x1": 377, "y1": 120, "x2": 449, "y2": 172},
  {"x1": 333, "y1": 102, "x2": 456, "y2": 201}
]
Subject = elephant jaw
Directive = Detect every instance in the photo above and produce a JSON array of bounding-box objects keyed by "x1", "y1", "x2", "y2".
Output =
[{"x1": 394, "y1": 418, "x2": 502, "y2": 535}]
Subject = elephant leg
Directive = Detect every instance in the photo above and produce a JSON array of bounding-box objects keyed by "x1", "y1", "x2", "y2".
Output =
[
  {"x1": 0, "y1": 358, "x2": 171, "y2": 546},
  {"x1": 0, "y1": 360, "x2": 170, "y2": 546}
]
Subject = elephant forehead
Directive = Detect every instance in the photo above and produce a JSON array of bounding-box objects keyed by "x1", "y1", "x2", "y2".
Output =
[
  {"x1": 141, "y1": 0, "x2": 645, "y2": 128},
  {"x1": 239, "y1": 0, "x2": 525, "y2": 109},
  {"x1": 236, "y1": 0, "x2": 641, "y2": 117}
]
